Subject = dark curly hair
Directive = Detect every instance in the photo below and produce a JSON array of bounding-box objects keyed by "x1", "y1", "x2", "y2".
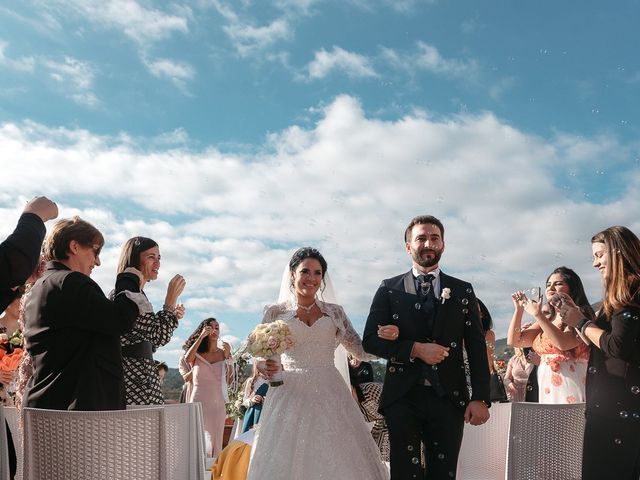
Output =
[{"x1": 183, "y1": 317, "x2": 219, "y2": 353}]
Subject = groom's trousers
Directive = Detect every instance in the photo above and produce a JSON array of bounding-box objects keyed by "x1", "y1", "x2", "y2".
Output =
[{"x1": 385, "y1": 384, "x2": 464, "y2": 480}]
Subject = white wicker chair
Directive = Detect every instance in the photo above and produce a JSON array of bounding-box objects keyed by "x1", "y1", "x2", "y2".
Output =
[
  {"x1": 2, "y1": 407, "x2": 22, "y2": 480},
  {"x1": 22, "y1": 407, "x2": 167, "y2": 480},
  {"x1": 506, "y1": 402, "x2": 585, "y2": 480},
  {"x1": 128, "y1": 402, "x2": 206, "y2": 480},
  {"x1": 457, "y1": 402, "x2": 512, "y2": 480}
]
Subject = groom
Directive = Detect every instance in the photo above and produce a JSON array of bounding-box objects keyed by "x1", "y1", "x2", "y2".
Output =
[{"x1": 363, "y1": 215, "x2": 490, "y2": 479}]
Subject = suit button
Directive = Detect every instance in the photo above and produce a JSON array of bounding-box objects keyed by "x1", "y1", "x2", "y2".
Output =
[
  {"x1": 415, "y1": 303, "x2": 421, "y2": 310},
  {"x1": 453, "y1": 390, "x2": 459, "y2": 396},
  {"x1": 390, "y1": 356, "x2": 396, "y2": 362},
  {"x1": 389, "y1": 367, "x2": 396, "y2": 373},
  {"x1": 432, "y1": 365, "x2": 438, "y2": 371},
  {"x1": 462, "y1": 308, "x2": 468, "y2": 314},
  {"x1": 399, "y1": 367, "x2": 404, "y2": 372},
  {"x1": 392, "y1": 313, "x2": 399, "y2": 320}
]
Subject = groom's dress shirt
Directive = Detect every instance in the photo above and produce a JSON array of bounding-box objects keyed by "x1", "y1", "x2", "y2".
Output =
[{"x1": 412, "y1": 267, "x2": 441, "y2": 298}]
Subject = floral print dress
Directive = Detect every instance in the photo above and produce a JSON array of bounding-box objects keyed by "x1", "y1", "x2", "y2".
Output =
[{"x1": 532, "y1": 330, "x2": 589, "y2": 404}]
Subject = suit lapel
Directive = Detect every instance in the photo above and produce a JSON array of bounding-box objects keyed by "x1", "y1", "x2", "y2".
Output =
[{"x1": 403, "y1": 271, "x2": 416, "y2": 295}]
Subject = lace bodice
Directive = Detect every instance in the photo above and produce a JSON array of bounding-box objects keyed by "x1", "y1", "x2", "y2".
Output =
[{"x1": 261, "y1": 301, "x2": 373, "y2": 370}]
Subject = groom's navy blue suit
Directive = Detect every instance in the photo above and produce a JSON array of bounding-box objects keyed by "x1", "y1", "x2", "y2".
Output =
[{"x1": 363, "y1": 270, "x2": 490, "y2": 479}]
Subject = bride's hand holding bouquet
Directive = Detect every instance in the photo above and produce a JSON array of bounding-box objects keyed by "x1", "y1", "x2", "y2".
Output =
[{"x1": 246, "y1": 320, "x2": 295, "y2": 387}]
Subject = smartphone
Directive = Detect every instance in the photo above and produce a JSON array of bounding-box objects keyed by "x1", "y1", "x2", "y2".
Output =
[{"x1": 527, "y1": 287, "x2": 542, "y2": 303}]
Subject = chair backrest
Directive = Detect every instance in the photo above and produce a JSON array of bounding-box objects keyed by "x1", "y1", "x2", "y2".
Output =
[
  {"x1": 0, "y1": 406, "x2": 9, "y2": 480},
  {"x1": 506, "y1": 402, "x2": 585, "y2": 480},
  {"x1": 128, "y1": 402, "x2": 206, "y2": 480},
  {"x1": 457, "y1": 402, "x2": 512, "y2": 480},
  {"x1": 22, "y1": 407, "x2": 167, "y2": 480},
  {"x1": 3, "y1": 407, "x2": 22, "y2": 480}
]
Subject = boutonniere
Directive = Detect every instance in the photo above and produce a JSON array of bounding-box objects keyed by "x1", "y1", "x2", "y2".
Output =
[{"x1": 441, "y1": 288, "x2": 451, "y2": 304}]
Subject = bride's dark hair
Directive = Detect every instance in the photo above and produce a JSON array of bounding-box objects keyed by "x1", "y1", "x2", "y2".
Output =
[{"x1": 289, "y1": 247, "x2": 328, "y2": 276}]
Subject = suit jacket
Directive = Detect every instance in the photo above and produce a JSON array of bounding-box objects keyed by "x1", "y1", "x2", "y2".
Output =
[
  {"x1": 585, "y1": 294, "x2": 640, "y2": 420},
  {"x1": 363, "y1": 270, "x2": 490, "y2": 412},
  {"x1": 0, "y1": 212, "x2": 46, "y2": 311},
  {"x1": 23, "y1": 261, "x2": 140, "y2": 411}
]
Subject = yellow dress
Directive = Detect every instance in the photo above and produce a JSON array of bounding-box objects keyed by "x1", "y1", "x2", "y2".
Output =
[{"x1": 211, "y1": 432, "x2": 253, "y2": 480}]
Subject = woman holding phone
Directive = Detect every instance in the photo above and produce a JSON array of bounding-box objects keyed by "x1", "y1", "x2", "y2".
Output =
[
  {"x1": 556, "y1": 226, "x2": 640, "y2": 479},
  {"x1": 507, "y1": 266, "x2": 594, "y2": 403}
]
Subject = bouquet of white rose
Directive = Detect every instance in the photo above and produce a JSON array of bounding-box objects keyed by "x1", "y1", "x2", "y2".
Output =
[{"x1": 246, "y1": 320, "x2": 295, "y2": 386}]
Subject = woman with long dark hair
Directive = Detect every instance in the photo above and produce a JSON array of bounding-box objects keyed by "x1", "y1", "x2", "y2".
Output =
[
  {"x1": 507, "y1": 266, "x2": 594, "y2": 403},
  {"x1": 182, "y1": 317, "x2": 232, "y2": 457},
  {"x1": 116, "y1": 236, "x2": 185, "y2": 405},
  {"x1": 559, "y1": 226, "x2": 640, "y2": 479}
]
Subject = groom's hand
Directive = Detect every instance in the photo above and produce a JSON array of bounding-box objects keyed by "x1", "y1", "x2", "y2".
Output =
[
  {"x1": 410, "y1": 342, "x2": 449, "y2": 365},
  {"x1": 464, "y1": 400, "x2": 490, "y2": 426}
]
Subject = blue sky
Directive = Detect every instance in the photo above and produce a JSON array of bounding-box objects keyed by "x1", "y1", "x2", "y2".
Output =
[{"x1": 1, "y1": 0, "x2": 639, "y2": 366}]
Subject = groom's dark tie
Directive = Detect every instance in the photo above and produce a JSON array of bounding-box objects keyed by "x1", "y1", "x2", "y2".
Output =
[{"x1": 416, "y1": 273, "x2": 436, "y2": 319}]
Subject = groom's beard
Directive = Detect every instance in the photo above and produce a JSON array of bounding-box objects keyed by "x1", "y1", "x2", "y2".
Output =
[{"x1": 412, "y1": 248, "x2": 442, "y2": 268}]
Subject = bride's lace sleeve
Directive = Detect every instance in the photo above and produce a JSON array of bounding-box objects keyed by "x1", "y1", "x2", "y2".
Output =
[
  {"x1": 333, "y1": 305, "x2": 377, "y2": 361},
  {"x1": 261, "y1": 303, "x2": 287, "y2": 324}
]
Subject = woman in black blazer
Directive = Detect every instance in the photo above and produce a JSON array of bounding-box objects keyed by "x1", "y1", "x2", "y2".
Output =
[
  {"x1": 559, "y1": 225, "x2": 640, "y2": 480},
  {"x1": 23, "y1": 216, "x2": 143, "y2": 411}
]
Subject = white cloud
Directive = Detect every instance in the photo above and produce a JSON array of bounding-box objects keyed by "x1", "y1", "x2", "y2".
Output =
[
  {"x1": 223, "y1": 18, "x2": 291, "y2": 57},
  {"x1": 56, "y1": 0, "x2": 189, "y2": 47},
  {"x1": 143, "y1": 57, "x2": 195, "y2": 92},
  {"x1": 0, "y1": 40, "x2": 35, "y2": 72},
  {"x1": 42, "y1": 56, "x2": 98, "y2": 107},
  {"x1": 305, "y1": 46, "x2": 377, "y2": 80},
  {"x1": 1, "y1": 95, "x2": 637, "y2": 367},
  {"x1": 382, "y1": 41, "x2": 479, "y2": 78}
]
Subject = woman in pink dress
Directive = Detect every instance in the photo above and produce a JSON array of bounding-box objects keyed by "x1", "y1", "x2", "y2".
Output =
[
  {"x1": 507, "y1": 266, "x2": 594, "y2": 403},
  {"x1": 182, "y1": 318, "x2": 233, "y2": 457}
]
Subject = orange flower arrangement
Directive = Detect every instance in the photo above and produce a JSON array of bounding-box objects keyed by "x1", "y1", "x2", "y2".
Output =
[{"x1": 0, "y1": 348, "x2": 23, "y2": 372}]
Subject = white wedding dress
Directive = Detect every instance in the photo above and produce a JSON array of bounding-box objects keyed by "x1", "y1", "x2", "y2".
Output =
[{"x1": 247, "y1": 300, "x2": 389, "y2": 480}]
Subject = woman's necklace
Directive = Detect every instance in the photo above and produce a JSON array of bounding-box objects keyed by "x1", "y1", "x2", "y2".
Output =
[{"x1": 297, "y1": 301, "x2": 316, "y2": 312}]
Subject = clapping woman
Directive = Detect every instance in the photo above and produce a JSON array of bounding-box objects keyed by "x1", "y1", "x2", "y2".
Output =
[
  {"x1": 557, "y1": 226, "x2": 640, "y2": 479},
  {"x1": 116, "y1": 237, "x2": 186, "y2": 405}
]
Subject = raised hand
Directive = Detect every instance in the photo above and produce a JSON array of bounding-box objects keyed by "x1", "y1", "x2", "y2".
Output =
[
  {"x1": 553, "y1": 292, "x2": 583, "y2": 327},
  {"x1": 511, "y1": 291, "x2": 527, "y2": 310},
  {"x1": 174, "y1": 303, "x2": 185, "y2": 320},
  {"x1": 199, "y1": 325, "x2": 213, "y2": 340},
  {"x1": 24, "y1": 196, "x2": 58, "y2": 222},
  {"x1": 164, "y1": 274, "x2": 186, "y2": 307}
]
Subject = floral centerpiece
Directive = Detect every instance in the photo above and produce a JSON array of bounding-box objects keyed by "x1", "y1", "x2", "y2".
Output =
[{"x1": 246, "y1": 320, "x2": 295, "y2": 387}]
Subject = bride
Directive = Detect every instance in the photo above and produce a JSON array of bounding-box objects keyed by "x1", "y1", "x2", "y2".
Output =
[{"x1": 246, "y1": 247, "x2": 389, "y2": 480}]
